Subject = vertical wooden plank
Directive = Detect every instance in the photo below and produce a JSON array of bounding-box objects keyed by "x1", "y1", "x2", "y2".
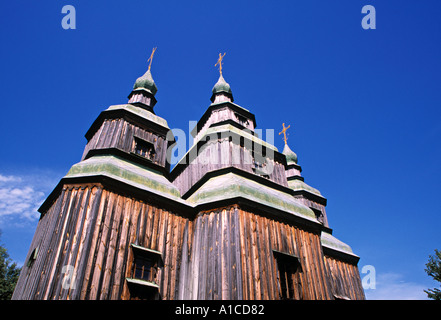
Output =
[
  {"x1": 40, "y1": 187, "x2": 73, "y2": 300},
  {"x1": 249, "y1": 212, "x2": 261, "y2": 299},
  {"x1": 99, "y1": 193, "x2": 125, "y2": 299},
  {"x1": 70, "y1": 186, "x2": 102, "y2": 300},
  {"x1": 192, "y1": 215, "x2": 202, "y2": 299},
  {"x1": 245, "y1": 211, "x2": 255, "y2": 299},
  {"x1": 254, "y1": 215, "x2": 266, "y2": 299},
  {"x1": 262, "y1": 216, "x2": 276, "y2": 300},
  {"x1": 80, "y1": 189, "x2": 108, "y2": 299},
  {"x1": 229, "y1": 207, "x2": 238, "y2": 300},
  {"x1": 316, "y1": 235, "x2": 332, "y2": 299},
  {"x1": 110, "y1": 197, "x2": 134, "y2": 299},
  {"x1": 51, "y1": 187, "x2": 84, "y2": 299},
  {"x1": 221, "y1": 208, "x2": 231, "y2": 299},
  {"x1": 233, "y1": 207, "x2": 243, "y2": 300},
  {"x1": 43, "y1": 187, "x2": 79, "y2": 299},
  {"x1": 212, "y1": 211, "x2": 220, "y2": 300},
  {"x1": 170, "y1": 215, "x2": 183, "y2": 300},
  {"x1": 88, "y1": 192, "x2": 117, "y2": 299},
  {"x1": 198, "y1": 213, "x2": 209, "y2": 299},
  {"x1": 149, "y1": 207, "x2": 160, "y2": 250},
  {"x1": 161, "y1": 211, "x2": 173, "y2": 299},
  {"x1": 157, "y1": 209, "x2": 167, "y2": 298},
  {"x1": 177, "y1": 220, "x2": 190, "y2": 300},
  {"x1": 62, "y1": 186, "x2": 92, "y2": 300},
  {"x1": 122, "y1": 199, "x2": 146, "y2": 300},
  {"x1": 259, "y1": 215, "x2": 272, "y2": 300},
  {"x1": 25, "y1": 187, "x2": 68, "y2": 300},
  {"x1": 206, "y1": 211, "x2": 215, "y2": 299}
]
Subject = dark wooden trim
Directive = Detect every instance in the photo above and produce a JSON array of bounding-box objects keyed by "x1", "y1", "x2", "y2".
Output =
[
  {"x1": 208, "y1": 119, "x2": 257, "y2": 135},
  {"x1": 181, "y1": 166, "x2": 293, "y2": 200},
  {"x1": 83, "y1": 148, "x2": 171, "y2": 178},
  {"x1": 291, "y1": 190, "x2": 327, "y2": 206},
  {"x1": 287, "y1": 175, "x2": 305, "y2": 182}
]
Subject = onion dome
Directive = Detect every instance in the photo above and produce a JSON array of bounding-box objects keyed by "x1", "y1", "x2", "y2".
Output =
[
  {"x1": 212, "y1": 74, "x2": 231, "y2": 95},
  {"x1": 282, "y1": 143, "x2": 298, "y2": 165},
  {"x1": 133, "y1": 69, "x2": 158, "y2": 96},
  {"x1": 210, "y1": 74, "x2": 234, "y2": 103}
]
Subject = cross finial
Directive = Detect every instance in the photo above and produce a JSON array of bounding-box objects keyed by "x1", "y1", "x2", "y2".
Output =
[
  {"x1": 215, "y1": 52, "x2": 226, "y2": 75},
  {"x1": 147, "y1": 47, "x2": 157, "y2": 71},
  {"x1": 279, "y1": 123, "x2": 291, "y2": 145}
]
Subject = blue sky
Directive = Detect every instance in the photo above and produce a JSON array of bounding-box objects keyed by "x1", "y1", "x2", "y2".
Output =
[{"x1": 1, "y1": 0, "x2": 440, "y2": 299}]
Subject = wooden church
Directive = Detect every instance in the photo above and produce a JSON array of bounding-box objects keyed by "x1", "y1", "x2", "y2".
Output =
[{"x1": 12, "y1": 51, "x2": 365, "y2": 300}]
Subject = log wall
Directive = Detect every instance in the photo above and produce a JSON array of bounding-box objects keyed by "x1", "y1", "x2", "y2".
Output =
[
  {"x1": 81, "y1": 118, "x2": 169, "y2": 168},
  {"x1": 179, "y1": 205, "x2": 334, "y2": 300},
  {"x1": 173, "y1": 139, "x2": 288, "y2": 196},
  {"x1": 324, "y1": 255, "x2": 365, "y2": 300},
  {"x1": 13, "y1": 186, "x2": 364, "y2": 300},
  {"x1": 292, "y1": 196, "x2": 329, "y2": 227},
  {"x1": 12, "y1": 184, "x2": 188, "y2": 300}
]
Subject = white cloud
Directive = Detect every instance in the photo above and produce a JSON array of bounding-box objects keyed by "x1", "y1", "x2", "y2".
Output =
[
  {"x1": 0, "y1": 174, "x2": 22, "y2": 183},
  {"x1": 0, "y1": 172, "x2": 60, "y2": 226},
  {"x1": 365, "y1": 272, "x2": 429, "y2": 300}
]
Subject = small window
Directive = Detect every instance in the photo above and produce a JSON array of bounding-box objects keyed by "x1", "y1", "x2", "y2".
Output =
[
  {"x1": 311, "y1": 208, "x2": 325, "y2": 225},
  {"x1": 252, "y1": 159, "x2": 269, "y2": 179},
  {"x1": 273, "y1": 250, "x2": 302, "y2": 300},
  {"x1": 27, "y1": 246, "x2": 39, "y2": 268},
  {"x1": 127, "y1": 244, "x2": 163, "y2": 300},
  {"x1": 133, "y1": 137, "x2": 155, "y2": 161},
  {"x1": 134, "y1": 255, "x2": 156, "y2": 282}
]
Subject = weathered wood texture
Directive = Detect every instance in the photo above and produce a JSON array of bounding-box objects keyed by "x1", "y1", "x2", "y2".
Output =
[
  {"x1": 292, "y1": 196, "x2": 329, "y2": 227},
  {"x1": 128, "y1": 92, "x2": 154, "y2": 106},
  {"x1": 194, "y1": 106, "x2": 255, "y2": 142},
  {"x1": 178, "y1": 206, "x2": 242, "y2": 299},
  {"x1": 12, "y1": 184, "x2": 188, "y2": 300},
  {"x1": 236, "y1": 207, "x2": 333, "y2": 300},
  {"x1": 173, "y1": 139, "x2": 288, "y2": 196},
  {"x1": 179, "y1": 205, "x2": 337, "y2": 300},
  {"x1": 285, "y1": 166, "x2": 302, "y2": 178},
  {"x1": 81, "y1": 118, "x2": 169, "y2": 168},
  {"x1": 323, "y1": 255, "x2": 365, "y2": 300},
  {"x1": 13, "y1": 185, "x2": 364, "y2": 300}
]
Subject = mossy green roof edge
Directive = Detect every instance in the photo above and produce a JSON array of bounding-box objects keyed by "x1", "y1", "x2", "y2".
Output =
[
  {"x1": 321, "y1": 231, "x2": 358, "y2": 257},
  {"x1": 106, "y1": 104, "x2": 169, "y2": 129},
  {"x1": 288, "y1": 179, "x2": 322, "y2": 196},
  {"x1": 186, "y1": 172, "x2": 318, "y2": 223},
  {"x1": 65, "y1": 155, "x2": 182, "y2": 200}
]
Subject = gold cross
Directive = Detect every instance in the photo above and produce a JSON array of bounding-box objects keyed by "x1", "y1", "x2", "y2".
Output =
[
  {"x1": 279, "y1": 123, "x2": 291, "y2": 145},
  {"x1": 215, "y1": 52, "x2": 226, "y2": 75},
  {"x1": 147, "y1": 47, "x2": 157, "y2": 71}
]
